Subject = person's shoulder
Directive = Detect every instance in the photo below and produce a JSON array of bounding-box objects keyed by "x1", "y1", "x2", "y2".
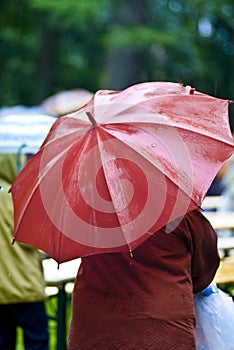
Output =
[
  {"x1": 174, "y1": 209, "x2": 211, "y2": 234},
  {"x1": 186, "y1": 208, "x2": 212, "y2": 227},
  {"x1": 183, "y1": 209, "x2": 216, "y2": 237},
  {"x1": 185, "y1": 208, "x2": 208, "y2": 221}
]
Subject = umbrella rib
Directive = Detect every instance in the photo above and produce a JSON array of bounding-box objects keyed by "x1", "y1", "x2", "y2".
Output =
[
  {"x1": 13, "y1": 142, "x2": 75, "y2": 234},
  {"x1": 101, "y1": 93, "x2": 232, "y2": 144},
  {"x1": 100, "y1": 126, "x2": 200, "y2": 206},
  {"x1": 157, "y1": 121, "x2": 233, "y2": 145},
  {"x1": 17, "y1": 123, "x2": 93, "y2": 217},
  {"x1": 101, "y1": 120, "x2": 233, "y2": 202},
  {"x1": 96, "y1": 133, "x2": 134, "y2": 252},
  {"x1": 106, "y1": 119, "x2": 234, "y2": 146}
]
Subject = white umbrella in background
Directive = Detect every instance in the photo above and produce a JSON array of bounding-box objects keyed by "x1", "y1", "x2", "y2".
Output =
[{"x1": 41, "y1": 88, "x2": 93, "y2": 116}]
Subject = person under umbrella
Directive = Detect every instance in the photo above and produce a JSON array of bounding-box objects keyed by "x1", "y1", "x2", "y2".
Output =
[
  {"x1": 10, "y1": 82, "x2": 234, "y2": 349},
  {"x1": 68, "y1": 209, "x2": 220, "y2": 350}
]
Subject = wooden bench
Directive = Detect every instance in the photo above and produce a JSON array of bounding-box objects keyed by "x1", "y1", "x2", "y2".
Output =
[
  {"x1": 215, "y1": 256, "x2": 234, "y2": 299},
  {"x1": 215, "y1": 256, "x2": 234, "y2": 284}
]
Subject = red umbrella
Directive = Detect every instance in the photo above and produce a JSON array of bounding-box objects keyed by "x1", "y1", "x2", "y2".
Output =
[{"x1": 11, "y1": 82, "x2": 234, "y2": 263}]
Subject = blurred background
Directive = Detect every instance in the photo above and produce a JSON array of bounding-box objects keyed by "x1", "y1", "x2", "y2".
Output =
[
  {"x1": 1, "y1": 2, "x2": 234, "y2": 349},
  {"x1": 1, "y1": 0, "x2": 234, "y2": 127}
]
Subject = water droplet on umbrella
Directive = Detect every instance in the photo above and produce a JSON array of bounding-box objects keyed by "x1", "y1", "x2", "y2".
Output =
[{"x1": 151, "y1": 143, "x2": 156, "y2": 148}]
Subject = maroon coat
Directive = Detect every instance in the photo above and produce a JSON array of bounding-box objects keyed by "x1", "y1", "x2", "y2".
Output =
[{"x1": 68, "y1": 210, "x2": 220, "y2": 350}]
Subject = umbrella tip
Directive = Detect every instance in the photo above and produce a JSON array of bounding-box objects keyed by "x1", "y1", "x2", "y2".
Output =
[
  {"x1": 86, "y1": 111, "x2": 97, "y2": 127},
  {"x1": 185, "y1": 85, "x2": 195, "y2": 95}
]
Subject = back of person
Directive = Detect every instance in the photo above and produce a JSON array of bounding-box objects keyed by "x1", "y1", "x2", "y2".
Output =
[
  {"x1": 68, "y1": 210, "x2": 220, "y2": 350},
  {"x1": 0, "y1": 154, "x2": 49, "y2": 350}
]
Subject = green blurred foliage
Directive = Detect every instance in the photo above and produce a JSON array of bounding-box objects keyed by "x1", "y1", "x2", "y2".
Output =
[{"x1": 0, "y1": 0, "x2": 234, "y2": 127}]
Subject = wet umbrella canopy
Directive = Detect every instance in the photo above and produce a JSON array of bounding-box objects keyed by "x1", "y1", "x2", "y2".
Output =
[{"x1": 11, "y1": 82, "x2": 234, "y2": 263}]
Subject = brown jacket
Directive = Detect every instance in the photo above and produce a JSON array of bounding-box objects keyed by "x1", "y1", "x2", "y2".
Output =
[{"x1": 69, "y1": 209, "x2": 220, "y2": 350}]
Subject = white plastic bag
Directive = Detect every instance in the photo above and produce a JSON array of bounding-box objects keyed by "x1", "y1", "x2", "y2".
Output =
[{"x1": 194, "y1": 282, "x2": 234, "y2": 350}]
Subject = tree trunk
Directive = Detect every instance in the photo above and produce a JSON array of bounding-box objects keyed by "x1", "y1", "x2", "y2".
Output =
[
  {"x1": 35, "y1": 28, "x2": 58, "y2": 103},
  {"x1": 105, "y1": 0, "x2": 147, "y2": 90}
]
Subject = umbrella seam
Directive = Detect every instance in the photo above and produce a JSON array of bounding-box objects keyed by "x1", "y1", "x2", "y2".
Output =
[
  {"x1": 103, "y1": 121, "x2": 234, "y2": 146},
  {"x1": 96, "y1": 132, "x2": 134, "y2": 252},
  {"x1": 99, "y1": 126, "x2": 200, "y2": 204},
  {"x1": 101, "y1": 123, "x2": 233, "y2": 203}
]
